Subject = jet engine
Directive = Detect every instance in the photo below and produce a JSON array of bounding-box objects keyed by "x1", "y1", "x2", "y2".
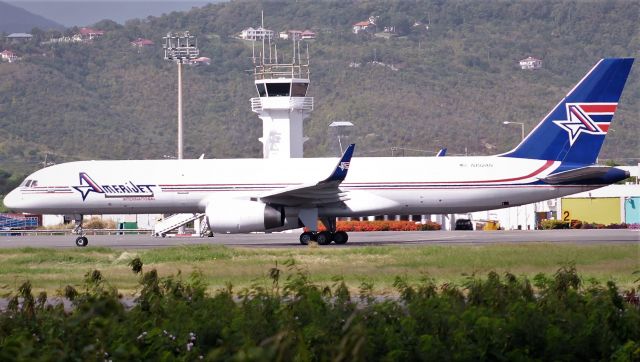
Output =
[{"x1": 205, "y1": 199, "x2": 285, "y2": 233}]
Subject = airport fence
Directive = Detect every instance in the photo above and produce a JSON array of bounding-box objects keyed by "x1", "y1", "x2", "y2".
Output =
[{"x1": 0, "y1": 228, "x2": 153, "y2": 236}]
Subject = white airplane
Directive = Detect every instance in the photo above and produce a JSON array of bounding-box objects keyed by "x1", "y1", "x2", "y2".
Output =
[{"x1": 3, "y1": 58, "x2": 634, "y2": 247}]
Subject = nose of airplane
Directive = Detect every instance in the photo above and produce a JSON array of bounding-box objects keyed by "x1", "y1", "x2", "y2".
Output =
[{"x1": 2, "y1": 188, "x2": 21, "y2": 211}]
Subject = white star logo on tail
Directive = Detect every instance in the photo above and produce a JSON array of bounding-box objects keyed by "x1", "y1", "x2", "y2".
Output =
[{"x1": 553, "y1": 103, "x2": 615, "y2": 146}]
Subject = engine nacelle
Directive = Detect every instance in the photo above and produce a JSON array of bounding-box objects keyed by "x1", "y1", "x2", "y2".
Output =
[{"x1": 205, "y1": 199, "x2": 284, "y2": 233}]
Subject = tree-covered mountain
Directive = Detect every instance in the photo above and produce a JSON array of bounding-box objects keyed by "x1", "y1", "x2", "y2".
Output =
[
  {"x1": 0, "y1": 1, "x2": 63, "y2": 32},
  {"x1": 0, "y1": 0, "x2": 638, "y2": 188},
  {"x1": 6, "y1": 0, "x2": 212, "y2": 27}
]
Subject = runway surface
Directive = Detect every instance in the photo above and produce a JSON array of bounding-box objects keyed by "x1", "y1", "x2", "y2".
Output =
[{"x1": 0, "y1": 229, "x2": 637, "y2": 248}]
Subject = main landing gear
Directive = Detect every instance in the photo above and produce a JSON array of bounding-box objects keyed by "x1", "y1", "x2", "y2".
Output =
[
  {"x1": 299, "y1": 217, "x2": 349, "y2": 246},
  {"x1": 73, "y1": 215, "x2": 88, "y2": 247}
]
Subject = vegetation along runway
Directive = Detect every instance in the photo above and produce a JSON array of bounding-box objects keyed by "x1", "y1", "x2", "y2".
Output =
[{"x1": 0, "y1": 230, "x2": 637, "y2": 295}]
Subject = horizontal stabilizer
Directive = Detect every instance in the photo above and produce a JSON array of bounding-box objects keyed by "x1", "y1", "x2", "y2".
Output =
[{"x1": 540, "y1": 166, "x2": 629, "y2": 185}]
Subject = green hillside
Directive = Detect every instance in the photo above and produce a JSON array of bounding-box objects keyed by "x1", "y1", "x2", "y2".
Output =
[{"x1": 0, "y1": 0, "x2": 638, "y2": 190}]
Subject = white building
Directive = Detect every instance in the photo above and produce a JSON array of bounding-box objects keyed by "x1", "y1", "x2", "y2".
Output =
[
  {"x1": 301, "y1": 30, "x2": 316, "y2": 40},
  {"x1": 519, "y1": 56, "x2": 542, "y2": 70},
  {"x1": 6, "y1": 33, "x2": 32, "y2": 41},
  {"x1": 250, "y1": 39, "x2": 313, "y2": 159},
  {"x1": 240, "y1": 27, "x2": 275, "y2": 41},
  {"x1": 353, "y1": 21, "x2": 372, "y2": 34},
  {"x1": 0, "y1": 50, "x2": 18, "y2": 63}
]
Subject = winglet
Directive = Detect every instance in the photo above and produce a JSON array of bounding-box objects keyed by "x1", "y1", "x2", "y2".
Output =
[
  {"x1": 322, "y1": 144, "x2": 355, "y2": 183},
  {"x1": 436, "y1": 148, "x2": 447, "y2": 157}
]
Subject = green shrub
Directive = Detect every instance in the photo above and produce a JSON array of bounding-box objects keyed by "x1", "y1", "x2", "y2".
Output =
[
  {"x1": 0, "y1": 262, "x2": 638, "y2": 361},
  {"x1": 540, "y1": 219, "x2": 570, "y2": 229}
]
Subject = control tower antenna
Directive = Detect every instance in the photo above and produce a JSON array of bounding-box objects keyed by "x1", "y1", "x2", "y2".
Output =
[{"x1": 250, "y1": 18, "x2": 313, "y2": 159}]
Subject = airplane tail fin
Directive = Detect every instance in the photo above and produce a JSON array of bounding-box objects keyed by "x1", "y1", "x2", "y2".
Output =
[{"x1": 500, "y1": 58, "x2": 634, "y2": 164}]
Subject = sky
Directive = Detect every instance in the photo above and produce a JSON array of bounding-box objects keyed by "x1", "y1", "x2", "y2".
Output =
[{"x1": 8, "y1": 1, "x2": 214, "y2": 27}]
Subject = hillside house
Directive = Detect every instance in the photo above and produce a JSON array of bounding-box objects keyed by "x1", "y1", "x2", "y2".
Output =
[
  {"x1": 79, "y1": 27, "x2": 105, "y2": 41},
  {"x1": 131, "y1": 38, "x2": 154, "y2": 47},
  {"x1": 190, "y1": 56, "x2": 211, "y2": 66},
  {"x1": 43, "y1": 36, "x2": 82, "y2": 44},
  {"x1": 0, "y1": 50, "x2": 18, "y2": 63},
  {"x1": 353, "y1": 21, "x2": 373, "y2": 34},
  {"x1": 301, "y1": 30, "x2": 316, "y2": 39},
  {"x1": 280, "y1": 30, "x2": 302, "y2": 40},
  {"x1": 6, "y1": 33, "x2": 32, "y2": 42},
  {"x1": 239, "y1": 27, "x2": 274, "y2": 41},
  {"x1": 519, "y1": 56, "x2": 542, "y2": 70}
]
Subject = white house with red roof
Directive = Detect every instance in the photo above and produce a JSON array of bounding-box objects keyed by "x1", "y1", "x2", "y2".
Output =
[
  {"x1": 281, "y1": 30, "x2": 302, "y2": 40},
  {"x1": 353, "y1": 21, "x2": 372, "y2": 34},
  {"x1": 0, "y1": 50, "x2": 18, "y2": 63},
  {"x1": 519, "y1": 56, "x2": 542, "y2": 70},
  {"x1": 301, "y1": 30, "x2": 316, "y2": 40},
  {"x1": 79, "y1": 27, "x2": 105, "y2": 41},
  {"x1": 131, "y1": 38, "x2": 154, "y2": 47}
]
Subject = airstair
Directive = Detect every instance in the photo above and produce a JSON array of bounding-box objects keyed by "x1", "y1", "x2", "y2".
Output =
[{"x1": 154, "y1": 213, "x2": 207, "y2": 237}]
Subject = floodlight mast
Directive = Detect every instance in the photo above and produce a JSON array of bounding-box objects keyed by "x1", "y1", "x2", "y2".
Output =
[{"x1": 163, "y1": 31, "x2": 199, "y2": 160}]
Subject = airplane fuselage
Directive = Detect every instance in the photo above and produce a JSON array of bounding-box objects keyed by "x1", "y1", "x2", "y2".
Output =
[
  {"x1": 2, "y1": 58, "x2": 634, "y2": 246},
  {"x1": 5, "y1": 155, "x2": 600, "y2": 218}
]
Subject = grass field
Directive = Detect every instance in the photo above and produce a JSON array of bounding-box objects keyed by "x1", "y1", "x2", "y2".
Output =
[{"x1": 0, "y1": 243, "x2": 638, "y2": 295}]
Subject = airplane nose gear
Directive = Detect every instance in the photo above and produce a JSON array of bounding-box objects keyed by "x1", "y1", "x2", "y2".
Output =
[
  {"x1": 72, "y1": 215, "x2": 88, "y2": 247},
  {"x1": 75, "y1": 236, "x2": 88, "y2": 247}
]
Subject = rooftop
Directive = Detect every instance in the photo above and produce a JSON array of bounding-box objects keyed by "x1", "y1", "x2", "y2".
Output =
[{"x1": 6, "y1": 33, "x2": 32, "y2": 38}]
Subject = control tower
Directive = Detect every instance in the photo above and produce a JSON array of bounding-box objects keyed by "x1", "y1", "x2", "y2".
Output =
[{"x1": 250, "y1": 41, "x2": 313, "y2": 158}]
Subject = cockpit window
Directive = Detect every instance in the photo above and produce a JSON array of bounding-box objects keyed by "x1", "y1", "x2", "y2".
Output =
[{"x1": 20, "y1": 179, "x2": 37, "y2": 187}]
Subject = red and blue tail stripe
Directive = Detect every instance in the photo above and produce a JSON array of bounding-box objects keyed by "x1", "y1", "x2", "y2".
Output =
[{"x1": 500, "y1": 58, "x2": 634, "y2": 165}]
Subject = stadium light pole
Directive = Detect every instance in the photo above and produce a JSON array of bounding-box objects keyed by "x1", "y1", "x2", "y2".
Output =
[
  {"x1": 503, "y1": 121, "x2": 525, "y2": 141},
  {"x1": 163, "y1": 31, "x2": 199, "y2": 159}
]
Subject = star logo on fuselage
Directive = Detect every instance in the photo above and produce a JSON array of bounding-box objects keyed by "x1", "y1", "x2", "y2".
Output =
[
  {"x1": 552, "y1": 103, "x2": 611, "y2": 146},
  {"x1": 73, "y1": 173, "x2": 104, "y2": 201}
]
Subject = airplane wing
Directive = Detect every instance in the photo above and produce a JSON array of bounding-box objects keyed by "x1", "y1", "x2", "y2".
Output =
[
  {"x1": 540, "y1": 165, "x2": 629, "y2": 184},
  {"x1": 260, "y1": 144, "x2": 355, "y2": 207}
]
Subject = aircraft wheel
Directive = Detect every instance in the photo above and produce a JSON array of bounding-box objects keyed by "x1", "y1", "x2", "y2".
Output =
[
  {"x1": 316, "y1": 231, "x2": 333, "y2": 245},
  {"x1": 333, "y1": 231, "x2": 348, "y2": 244},
  {"x1": 299, "y1": 231, "x2": 314, "y2": 245},
  {"x1": 75, "y1": 236, "x2": 88, "y2": 247}
]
